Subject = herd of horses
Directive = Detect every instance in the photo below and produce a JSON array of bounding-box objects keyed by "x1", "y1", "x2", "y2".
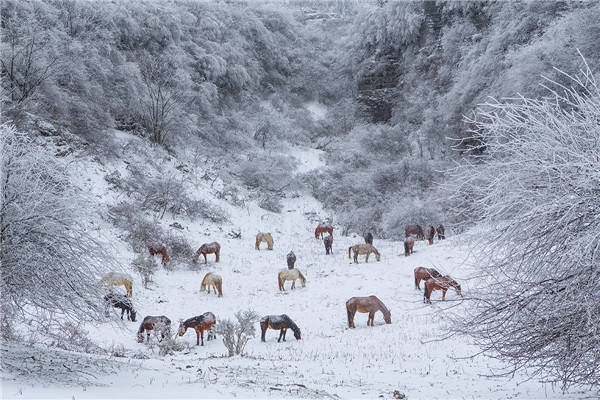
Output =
[{"x1": 100, "y1": 221, "x2": 460, "y2": 347}]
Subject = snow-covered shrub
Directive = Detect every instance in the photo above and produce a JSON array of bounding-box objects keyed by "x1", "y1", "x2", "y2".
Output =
[
  {"x1": 215, "y1": 310, "x2": 259, "y2": 357},
  {"x1": 258, "y1": 195, "x2": 283, "y2": 213},
  {"x1": 450, "y1": 61, "x2": 600, "y2": 388},
  {"x1": 131, "y1": 254, "x2": 159, "y2": 288}
]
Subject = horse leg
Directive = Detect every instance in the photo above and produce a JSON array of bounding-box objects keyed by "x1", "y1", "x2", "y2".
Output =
[
  {"x1": 291, "y1": 280, "x2": 296, "y2": 290},
  {"x1": 201, "y1": 329, "x2": 205, "y2": 346},
  {"x1": 278, "y1": 329, "x2": 283, "y2": 343},
  {"x1": 442, "y1": 289, "x2": 447, "y2": 301},
  {"x1": 216, "y1": 250, "x2": 220, "y2": 263},
  {"x1": 203, "y1": 254, "x2": 207, "y2": 264},
  {"x1": 146, "y1": 331, "x2": 151, "y2": 343},
  {"x1": 282, "y1": 328, "x2": 287, "y2": 342},
  {"x1": 365, "y1": 253, "x2": 369, "y2": 263},
  {"x1": 368, "y1": 312, "x2": 375, "y2": 327},
  {"x1": 353, "y1": 252, "x2": 358, "y2": 264},
  {"x1": 120, "y1": 308, "x2": 125, "y2": 320}
]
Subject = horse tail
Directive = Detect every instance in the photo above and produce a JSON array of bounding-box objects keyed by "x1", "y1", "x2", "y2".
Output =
[
  {"x1": 314, "y1": 228, "x2": 319, "y2": 239},
  {"x1": 348, "y1": 246, "x2": 352, "y2": 259},
  {"x1": 278, "y1": 272, "x2": 283, "y2": 291},
  {"x1": 404, "y1": 241, "x2": 409, "y2": 256},
  {"x1": 298, "y1": 270, "x2": 306, "y2": 287},
  {"x1": 414, "y1": 274, "x2": 419, "y2": 289},
  {"x1": 255, "y1": 235, "x2": 260, "y2": 250},
  {"x1": 346, "y1": 302, "x2": 353, "y2": 328}
]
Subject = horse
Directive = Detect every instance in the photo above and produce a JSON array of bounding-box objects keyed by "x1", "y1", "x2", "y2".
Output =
[
  {"x1": 423, "y1": 276, "x2": 462, "y2": 304},
  {"x1": 404, "y1": 236, "x2": 414, "y2": 257},
  {"x1": 413, "y1": 267, "x2": 442, "y2": 290},
  {"x1": 346, "y1": 296, "x2": 391, "y2": 328},
  {"x1": 314, "y1": 222, "x2": 333, "y2": 239},
  {"x1": 437, "y1": 225, "x2": 445, "y2": 240},
  {"x1": 287, "y1": 251, "x2": 296, "y2": 269},
  {"x1": 260, "y1": 314, "x2": 301, "y2": 342},
  {"x1": 364, "y1": 232, "x2": 373, "y2": 245},
  {"x1": 148, "y1": 245, "x2": 169, "y2": 266},
  {"x1": 323, "y1": 235, "x2": 333, "y2": 255},
  {"x1": 99, "y1": 272, "x2": 133, "y2": 297},
  {"x1": 194, "y1": 242, "x2": 220, "y2": 264},
  {"x1": 178, "y1": 312, "x2": 216, "y2": 346},
  {"x1": 427, "y1": 226, "x2": 436, "y2": 245},
  {"x1": 200, "y1": 272, "x2": 223, "y2": 297},
  {"x1": 137, "y1": 315, "x2": 171, "y2": 343},
  {"x1": 278, "y1": 268, "x2": 306, "y2": 291},
  {"x1": 348, "y1": 243, "x2": 380, "y2": 263},
  {"x1": 104, "y1": 293, "x2": 137, "y2": 321},
  {"x1": 405, "y1": 225, "x2": 424, "y2": 240},
  {"x1": 255, "y1": 232, "x2": 274, "y2": 250}
]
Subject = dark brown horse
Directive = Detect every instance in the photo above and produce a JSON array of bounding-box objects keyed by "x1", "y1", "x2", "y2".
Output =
[
  {"x1": 104, "y1": 293, "x2": 137, "y2": 321},
  {"x1": 424, "y1": 276, "x2": 462, "y2": 304},
  {"x1": 260, "y1": 314, "x2": 301, "y2": 342},
  {"x1": 427, "y1": 226, "x2": 436, "y2": 245},
  {"x1": 437, "y1": 225, "x2": 445, "y2": 240},
  {"x1": 405, "y1": 225, "x2": 424, "y2": 240},
  {"x1": 194, "y1": 242, "x2": 220, "y2": 264},
  {"x1": 404, "y1": 236, "x2": 414, "y2": 256},
  {"x1": 323, "y1": 235, "x2": 333, "y2": 255},
  {"x1": 148, "y1": 245, "x2": 169, "y2": 266},
  {"x1": 364, "y1": 232, "x2": 373, "y2": 245},
  {"x1": 178, "y1": 312, "x2": 216, "y2": 346},
  {"x1": 137, "y1": 315, "x2": 171, "y2": 343},
  {"x1": 346, "y1": 296, "x2": 391, "y2": 328},
  {"x1": 287, "y1": 251, "x2": 296, "y2": 269},
  {"x1": 413, "y1": 267, "x2": 442, "y2": 290},
  {"x1": 314, "y1": 223, "x2": 333, "y2": 239}
]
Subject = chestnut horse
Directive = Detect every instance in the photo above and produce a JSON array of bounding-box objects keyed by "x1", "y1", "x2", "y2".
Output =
[
  {"x1": 278, "y1": 268, "x2": 306, "y2": 290},
  {"x1": 178, "y1": 312, "x2": 216, "y2": 346},
  {"x1": 413, "y1": 267, "x2": 442, "y2": 290},
  {"x1": 364, "y1": 232, "x2": 373, "y2": 245},
  {"x1": 314, "y1": 223, "x2": 333, "y2": 239},
  {"x1": 427, "y1": 226, "x2": 436, "y2": 245},
  {"x1": 137, "y1": 315, "x2": 171, "y2": 343},
  {"x1": 255, "y1": 232, "x2": 274, "y2": 250},
  {"x1": 348, "y1": 244, "x2": 380, "y2": 263},
  {"x1": 424, "y1": 276, "x2": 462, "y2": 304},
  {"x1": 323, "y1": 235, "x2": 333, "y2": 255},
  {"x1": 346, "y1": 296, "x2": 391, "y2": 328},
  {"x1": 404, "y1": 236, "x2": 414, "y2": 257},
  {"x1": 405, "y1": 225, "x2": 424, "y2": 240},
  {"x1": 99, "y1": 272, "x2": 133, "y2": 297},
  {"x1": 194, "y1": 242, "x2": 220, "y2": 264},
  {"x1": 260, "y1": 314, "x2": 301, "y2": 342},
  {"x1": 201, "y1": 272, "x2": 223, "y2": 297},
  {"x1": 437, "y1": 225, "x2": 445, "y2": 240},
  {"x1": 148, "y1": 245, "x2": 169, "y2": 266}
]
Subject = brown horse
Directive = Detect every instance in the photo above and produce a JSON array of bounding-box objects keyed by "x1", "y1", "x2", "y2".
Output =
[
  {"x1": 323, "y1": 235, "x2": 333, "y2": 255},
  {"x1": 346, "y1": 296, "x2": 391, "y2": 328},
  {"x1": 405, "y1": 225, "x2": 424, "y2": 240},
  {"x1": 437, "y1": 225, "x2": 445, "y2": 240},
  {"x1": 348, "y1": 244, "x2": 380, "y2": 263},
  {"x1": 148, "y1": 245, "x2": 169, "y2": 266},
  {"x1": 423, "y1": 276, "x2": 462, "y2": 304},
  {"x1": 260, "y1": 314, "x2": 301, "y2": 342},
  {"x1": 137, "y1": 315, "x2": 171, "y2": 343},
  {"x1": 315, "y1": 223, "x2": 333, "y2": 239},
  {"x1": 427, "y1": 226, "x2": 436, "y2": 245},
  {"x1": 178, "y1": 312, "x2": 216, "y2": 346},
  {"x1": 404, "y1": 236, "x2": 414, "y2": 256},
  {"x1": 413, "y1": 267, "x2": 442, "y2": 290},
  {"x1": 194, "y1": 242, "x2": 220, "y2": 264}
]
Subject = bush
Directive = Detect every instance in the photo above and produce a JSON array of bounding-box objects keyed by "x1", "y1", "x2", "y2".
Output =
[
  {"x1": 258, "y1": 195, "x2": 283, "y2": 213},
  {"x1": 131, "y1": 254, "x2": 159, "y2": 288},
  {"x1": 215, "y1": 310, "x2": 259, "y2": 357}
]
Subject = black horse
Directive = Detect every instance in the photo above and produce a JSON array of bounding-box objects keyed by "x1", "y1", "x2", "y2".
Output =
[
  {"x1": 364, "y1": 232, "x2": 373, "y2": 245},
  {"x1": 104, "y1": 293, "x2": 136, "y2": 321},
  {"x1": 287, "y1": 251, "x2": 296, "y2": 269},
  {"x1": 260, "y1": 314, "x2": 301, "y2": 342},
  {"x1": 437, "y1": 225, "x2": 445, "y2": 240},
  {"x1": 323, "y1": 235, "x2": 333, "y2": 255}
]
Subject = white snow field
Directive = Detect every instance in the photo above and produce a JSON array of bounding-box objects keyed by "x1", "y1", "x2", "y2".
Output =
[{"x1": 1, "y1": 136, "x2": 596, "y2": 399}]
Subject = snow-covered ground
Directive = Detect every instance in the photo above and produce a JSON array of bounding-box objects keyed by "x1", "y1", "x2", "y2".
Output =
[{"x1": 2, "y1": 133, "x2": 596, "y2": 399}]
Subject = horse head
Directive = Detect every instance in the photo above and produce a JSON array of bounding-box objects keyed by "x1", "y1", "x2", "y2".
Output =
[
  {"x1": 177, "y1": 320, "x2": 186, "y2": 336},
  {"x1": 383, "y1": 310, "x2": 392, "y2": 324},
  {"x1": 130, "y1": 309, "x2": 137, "y2": 322},
  {"x1": 292, "y1": 324, "x2": 301, "y2": 340}
]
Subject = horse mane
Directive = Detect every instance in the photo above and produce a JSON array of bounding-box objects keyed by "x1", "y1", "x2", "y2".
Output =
[
  {"x1": 285, "y1": 315, "x2": 301, "y2": 338},
  {"x1": 201, "y1": 273, "x2": 210, "y2": 288},
  {"x1": 298, "y1": 270, "x2": 306, "y2": 285},
  {"x1": 372, "y1": 296, "x2": 390, "y2": 316},
  {"x1": 371, "y1": 246, "x2": 380, "y2": 256}
]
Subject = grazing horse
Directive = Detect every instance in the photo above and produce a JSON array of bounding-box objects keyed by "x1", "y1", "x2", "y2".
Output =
[
  {"x1": 427, "y1": 226, "x2": 436, "y2": 245},
  {"x1": 346, "y1": 296, "x2": 391, "y2": 328},
  {"x1": 348, "y1": 244, "x2": 380, "y2": 263},
  {"x1": 405, "y1": 225, "x2": 424, "y2": 241},
  {"x1": 255, "y1": 232, "x2": 274, "y2": 250},
  {"x1": 99, "y1": 272, "x2": 133, "y2": 297},
  {"x1": 201, "y1": 272, "x2": 223, "y2": 297},
  {"x1": 137, "y1": 315, "x2": 171, "y2": 343},
  {"x1": 424, "y1": 276, "x2": 462, "y2": 304},
  {"x1": 260, "y1": 314, "x2": 301, "y2": 342},
  {"x1": 364, "y1": 232, "x2": 373, "y2": 245},
  {"x1": 323, "y1": 235, "x2": 333, "y2": 255},
  {"x1": 148, "y1": 245, "x2": 169, "y2": 266},
  {"x1": 104, "y1": 293, "x2": 137, "y2": 321},
  {"x1": 314, "y1": 223, "x2": 334, "y2": 239},
  {"x1": 404, "y1": 236, "x2": 414, "y2": 257},
  {"x1": 278, "y1": 268, "x2": 306, "y2": 291},
  {"x1": 413, "y1": 267, "x2": 442, "y2": 290},
  {"x1": 178, "y1": 312, "x2": 216, "y2": 346},
  {"x1": 194, "y1": 242, "x2": 220, "y2": 264},
  {"x1": 437, "y1": 225, "x2": 446, "y2": 240},
  {"x1": 287, "y1": 251, "x2": 296, "y2": 269}
]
